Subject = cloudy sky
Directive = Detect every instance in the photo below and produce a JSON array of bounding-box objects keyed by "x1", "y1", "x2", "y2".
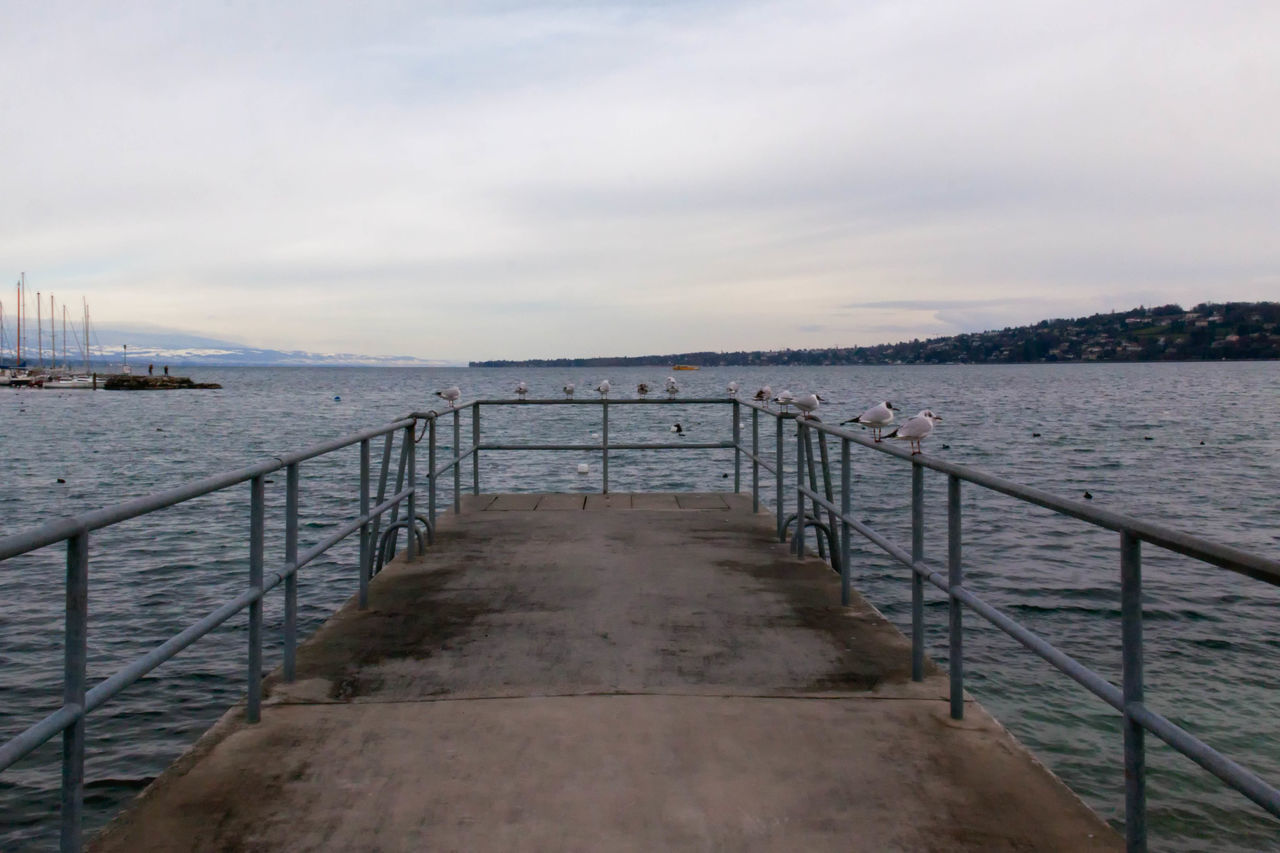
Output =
[{"x1": 2, "y1": 1, "x2": 1277, "y2": 361}]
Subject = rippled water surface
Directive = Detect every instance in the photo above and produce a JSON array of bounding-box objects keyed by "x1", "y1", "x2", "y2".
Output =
[{"x1": 1, "y1": 363, "x2": 1278, "y2": 850}]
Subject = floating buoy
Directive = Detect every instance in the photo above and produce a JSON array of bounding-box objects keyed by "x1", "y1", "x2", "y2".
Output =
[
  {"x1": 577, "y1": 463, "x2": 589, "y2": 474},
  {"x1": 1200, "y1": 440, "x2": 1205, "y2": 445},
  {"x1": 334, "y1": 395, "x2": 341, "y2": 401},
  {"x1": 56, "y1": 478, "x2": 66, "y2": 484},
  {"x1": 1032, "y1": 432, "x2": 1041, "y2": 438}
]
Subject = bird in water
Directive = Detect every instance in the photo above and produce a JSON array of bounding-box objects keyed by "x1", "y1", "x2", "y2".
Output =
[
  {"x1": 595, "y1": 380, "x2": 611, "y2": 398},
  {"x1": 637, "y1": 382, "x2": 651, "y2": 398},
  {"x1": 563, "y1": 382, "x2": 575, "y2": 398},
  {"x1": 671, "y1": 423, "x2": 684, "y2": 435},
  {"x1": 884, "y1": 410, "x2": 942, "y2": 455},
  {"x1": 773, "y1": 390, "x2": 794, "y2": 412},
  {"x1": 841, "y1": 401, "x2": 899, "y2": 442},
  {"x1": 754, "y1": 385, "x2": 772, "y2": 409},
  {"x1": 793, "y1": 393, "x2": 824, "y2": 420},
  {"x1": 515, "y1": 381, "x2": 529, "y2": 400},
  {"x1": 435, "y1": 386, "x2": 461, "y2": 408},
  {"x1": 665, "y1": 377, "x2": 679, "y2": 397},
  {"x1": 727, "y1": 381, "x2": 739, "y2": 398}
]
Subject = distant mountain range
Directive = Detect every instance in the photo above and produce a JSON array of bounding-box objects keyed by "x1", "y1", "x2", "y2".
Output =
[
  {"x1": 471, "y1": 301, "x2": 1280, "y2": 367},
  {"x1": 3, "y1": 325, "x2": 457, "y2": 368}
]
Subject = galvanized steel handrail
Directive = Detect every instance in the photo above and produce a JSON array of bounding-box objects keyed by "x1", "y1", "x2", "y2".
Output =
[
  {"x1": 0, "y1": 417, "x2": 422, "y2": 852},
  {"x1": 735, "y1": 400, "x2": 1279, "y2": 852}
]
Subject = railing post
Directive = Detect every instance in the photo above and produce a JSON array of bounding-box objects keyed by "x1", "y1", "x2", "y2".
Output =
[
  {"x1": 247, "y1": 475, "x2": 264, "y2": 724},
  {"x1": 407, "y1": 422, "x2": 417, "y2": 555},
  {"x1": 602, "y1": 400, "x2": 610, "y2": 494},
  {"x1": 911, "y1": 461, "x2": 925, "y2": 682},
  {"x1": 803, "y1": 427, "x2": 826, "y2": 560},
  {"x1": 452, "y1": 408, "x2": 461, "y2": 514},
  {"x1": 947, "y1": 473, "x2": 963, "y2": 720},
  {"x1": 359, "y1": 439, "x2": 370, "y2": 608},
  {"x1": 775, "y1": 414, "x2": 785, "y2": 541},
  {"x1": 471, "y1": 404, "x2": 480, "y2": 496},
  {"x1": 751, "y1": 407, "x2": 760, "y2": 513},
  {"x1": 1121, "y1": 531, "x2": 1147, "y2": 852},
  {"x1": 284, "y1": 462, "x2": 299, "y2": 681},
  {"x1": 732, "y1": 400, "x2": 741, "y2": 493},
  {"x1": 840, "y1": 436, "x2": 851, "y2": 606},
  {"x1": 793, "y1": 420, "x2": 806, "y2": 557},
  {"x1": 428, "y1": 417, "x2": 437, "y2": 538},
  {"x1": 61, "y1": 529, "x2": 88, "y2": 853}
]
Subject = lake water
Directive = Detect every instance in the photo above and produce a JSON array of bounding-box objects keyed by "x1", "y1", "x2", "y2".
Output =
[{"x1": 1, "y1": 363, "x2": 1278, "y2": 850}]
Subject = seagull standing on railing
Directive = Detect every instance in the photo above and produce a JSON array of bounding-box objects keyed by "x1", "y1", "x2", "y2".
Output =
[
  {"x1": 754, "y1": 385, "x2": 772, "y2": 409},
  {"x1": 637, "y1": 382, "x2": 651, "y2": 398},
  {"x1": 841, "y1": 401, "x2": 898, "y2": 442},
  {"x1": 595, "y1": 380, "x2": 611, "y2": 398},
  {"x1": 794, "y1": 393, "x2": 823, "y2": 420},
  {"x1": 665, "y1": 377, "x2": 679, "y2": 397},
  {"x1": 515, "y1": 381, "x2": 529, "y2": 400},
  {"x1": 563, "y1": 382, "x2": 575, "y2": 398},
  {"x1": 774, "y1": 390, "x2": 794, "y2": 412},
  {"x1": 435, "y1": 386, "x2": 461, "y2": 408},
  {"x1": 727, "y1": 381, "x2": 739, "y2": 398},
  {"x1": 884, "y1": 410, "x2": 942, "y2": 455}
]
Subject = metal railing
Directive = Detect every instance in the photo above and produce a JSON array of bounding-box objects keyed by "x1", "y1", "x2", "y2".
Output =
[
  {"x1": 0, "y1": 417, "x2": 424, "y2": 852},
  {"x1": 3, "y1": 396, "x2": 1279, "y2": 853}
]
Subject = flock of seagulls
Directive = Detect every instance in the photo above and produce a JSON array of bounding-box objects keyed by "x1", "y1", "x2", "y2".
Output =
[{"x1": 430, "y1": 381, "x2": 944, "y2": 455}]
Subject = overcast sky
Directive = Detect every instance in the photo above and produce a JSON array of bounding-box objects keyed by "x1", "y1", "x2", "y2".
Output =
[{"x1": 2, "y1": 1, "x2": 1277, "y2": 360}]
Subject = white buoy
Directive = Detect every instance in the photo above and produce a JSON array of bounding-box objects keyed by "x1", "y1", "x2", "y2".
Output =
[{"x1": 577, "y1": 463, "x2": 590, "y2": 474}]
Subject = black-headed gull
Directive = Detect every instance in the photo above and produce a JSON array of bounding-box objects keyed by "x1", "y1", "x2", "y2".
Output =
[
  {"x1": 753, "y1": 385, "x2": 772, "y2": 409},
  {"x1": 435, "y1": 386, "x2": 461, "y2": 408},
  {"x1": 637, "y1": 382, "x2": 651, "y2": 398},
  {"x1": 793, "y1": 393, "x2": 823, "y2": 420},
  {"x1": 773, "y1": 390, "x2": 794, "y2": 412},
  {"x1": 841, "y1": 401, "x2": 899, "y2": 442},
  {"x1": 563, "y1": 382, "x2": 575, "y2": 398},
  {"x1": 665, "y1": 377, "x2": 679, "y2": 397},
  {"x1": 515, "y1": 381, "x2": 529, "y2": 400},
  {"x1": 885, "y1": 410, "x2": 942, "y2": 455},
  {"x1": 595, "y1": 380, "x2": 611, "y2": 398},
  {"x1": 727, "y1": 381, "x2": 739, "y2": 398}
]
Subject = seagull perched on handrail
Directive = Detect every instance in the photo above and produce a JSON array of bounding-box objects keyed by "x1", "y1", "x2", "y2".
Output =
[
  {"x1": 515, "y1": 381, "x2": 529, "y2": 400},
  {"x1": 727, "y1": 381, "x2": 739, "y2": 398},
  {"x1": 841, "y1": 401, "x2": 898, "y2": 442},
  {"x1": 773, "y1": 390, "x2": 794, "y2": 412},
  {"x1": 793, "y1": 393, "x2": 824, "y2": 420},
  {"x1": 665, "y1": 377, "x2": 679, "y2": 397},
  {"x1": 753, "y1": 385, "x2": 772, "y2": 410},
  {"x1": 563, "y1": 382, "x2": 575, "y2": 398},
  {"x1": 595, "y1": 380, "x2": 611, "y2": 398},
  {"x1": 884, "y1": 410, "x2": 942, "y2": 455},
  {"x1": 637, "y1": 382, "x2": 651, "y2": 398},
  {"x1": 435, "y1": 386, "x2": 461, "y2": 408}
]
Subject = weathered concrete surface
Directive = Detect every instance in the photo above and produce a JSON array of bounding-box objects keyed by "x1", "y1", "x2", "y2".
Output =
[{"x1": 92, "y1": 493, "x2": 1119, "y2": 852}]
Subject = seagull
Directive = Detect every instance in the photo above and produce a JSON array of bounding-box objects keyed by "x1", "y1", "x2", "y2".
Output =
[
  {"x1": 637, "y1": 382, "x2": 651, "y2": 398},
  {"x1": 435, "y1": 386, "x2": 461, "y2": 408},
  {"x1": 595, "y1": 379, "x2": 611, "y2": 398},
  {"x1": 563, "y1": 382, "x2": 575, "y2": 398},
  {"x1": 841, "y1": 401, "x2": 899, "y2": 442},
  {"x1": 884, "y1": 410, "x2": 942, "y2": 455},
  {"x1": 753, "y1": 385, "x2": 772, "y2": 409},
  {"x1": 773, "y1": 389, "x2": 794, "y2": 412},
  {"x1": 515, "y1": 381, "x2": 529, "y2": 400},
  {"x1": 665, "y1": 377, "x2": 679, "y2": 397},
  {"x1": 727, "y1": 381, "x2": 739, "y2": 398},
  {"x1": 793, "y1": 393, "x2": 824, "y2": 420}
]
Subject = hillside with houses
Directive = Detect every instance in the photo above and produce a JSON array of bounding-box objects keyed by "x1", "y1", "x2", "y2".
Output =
[{"x1": 473, "y1": 302, "x2": 1280, "y2": 367}]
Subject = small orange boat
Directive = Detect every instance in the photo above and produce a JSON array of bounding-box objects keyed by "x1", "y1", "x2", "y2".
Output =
[{"x1": 672, "y1": 364, "x2": 700, "y2": 371}]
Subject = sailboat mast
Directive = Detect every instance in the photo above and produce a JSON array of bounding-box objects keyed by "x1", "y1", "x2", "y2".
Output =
[
  {"x1": 37, "y1": 290, "x2": 43, "y2": 368},
  {"x1": 50, "y1": 294, "x2": 55, "y2": 371},
  {"x1": 17, "y1": 274, "x2": 22, "y2": 366},
  {"x1": 63, "y1": 304, "x2": 68, "y2": 369},
  {"x1": 84, "y1": 299, "x2": 90, "y2": 374}
]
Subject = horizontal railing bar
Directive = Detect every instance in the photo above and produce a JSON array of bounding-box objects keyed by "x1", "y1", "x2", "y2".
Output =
[
  {"x1": 1129, "y1": 703, "x2": 1280, "y2": 819},
  {"x1": 735, "y1": 445, "x2": 778, "y2": 475},
  {"x1": 478, "y1": 442, "x2": 733, "y2": 452},
  {"x1": 0, "y1": 419, "x2": 416, "y2": 561},
  {"x1": 0, "y1": 704, "x2": 81, "y2": 773},
  {"x1": 294, "y1": 487, "x2": 412, "y2": 570},
  {"x1": 412, "y1": 398, "x2": 737, "y2": 414}
]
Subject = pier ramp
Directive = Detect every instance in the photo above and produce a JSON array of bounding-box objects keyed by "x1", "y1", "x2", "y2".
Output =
[{"x1": 92, "y1": 493, "x2": 1117, "y2": 851}]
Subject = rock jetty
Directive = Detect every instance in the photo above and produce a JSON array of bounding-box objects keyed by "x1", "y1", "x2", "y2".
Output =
[{"x1": 101, "y1": 374, "x2": 222, "y2": 390}]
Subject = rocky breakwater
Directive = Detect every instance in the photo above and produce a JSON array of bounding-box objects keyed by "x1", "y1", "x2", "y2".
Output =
[{"x1": 101, "y1": 374, "x2": 222, "y2": 390}]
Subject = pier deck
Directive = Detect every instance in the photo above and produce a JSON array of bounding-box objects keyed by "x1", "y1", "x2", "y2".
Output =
[{"x1": 92, "y1": 493, "x2": 1118, "y2": 851}]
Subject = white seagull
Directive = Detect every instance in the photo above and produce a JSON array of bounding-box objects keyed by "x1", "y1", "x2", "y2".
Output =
[
  {"x1": 563, "y1": 382, "x2": 575, "y2": 398},
  {"x1": 727, "y1": 381, "x2": 739, "y2": 398},
  {"x1": 595, "y1": 380, "x2": 611, "y2": 398},
  {"x1": 773, "y1": 389, "x2": 795, "y2": 412},
  {"x1": 885, "y1": 410, "x2": 942, "y2": 455},
  {"x1": 435, "y1": 386, "x2": 461, "y2": 408},
  {"x1": 793, "y1": 393, "x2": 824, "y2": 420},
  {"x1": 841, "y1": 401, "x2": 899, "y2": 442},
  {"x1": 637, "y1": 382, "x2": 651, "y2": 398},
  {"x1": 515, "y1": 381, "x2": 529, "y2": 400},
  {"x1": 665, "y1": 377, "x2": 679, "y2": 397},
  {"x1": 753, "y1": 385, "x2": 772, "y2": 409}
]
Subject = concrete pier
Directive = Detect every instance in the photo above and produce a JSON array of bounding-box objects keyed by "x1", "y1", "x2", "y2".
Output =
[{"x1": 92, "y1": 493, "x2": 1118, "y2": 851}]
